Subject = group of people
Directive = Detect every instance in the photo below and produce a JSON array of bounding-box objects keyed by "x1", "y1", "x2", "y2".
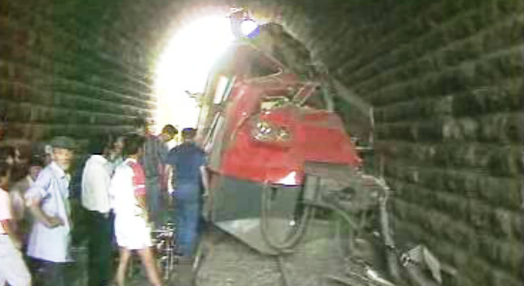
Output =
[{"x1": 0, "y1": 124, "x2": 209, "y2": 286}]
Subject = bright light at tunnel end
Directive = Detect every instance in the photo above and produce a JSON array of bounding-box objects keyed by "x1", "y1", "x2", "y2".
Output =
[
  {"x1": 240, "y1": 19, "x2": 259, "y2": 38},
  {"x1": 153, "y1": 15, "x2": 235, "y2": 133}
]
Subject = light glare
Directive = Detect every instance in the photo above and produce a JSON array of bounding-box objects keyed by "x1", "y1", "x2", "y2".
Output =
[
  {"x1": 240, "y1": 19, "x2": 259, "y2": 36},
  {"x1": 154, "y1": 16, "x2": 234, "y2": 132}
]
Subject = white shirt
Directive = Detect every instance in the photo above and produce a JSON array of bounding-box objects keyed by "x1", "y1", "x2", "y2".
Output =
[
  {"x1": 81, "y1": 155, "x2": 112, "y2": 213},
  {"x1": 0, "y1": 188, "x2": 11, "y2": 234},
  {"x1": 109, "y1": 158, "x2": 144, "y2": 218},
  {"x1": 25, "y1": 162, "x2": 71, "y2": 262}
]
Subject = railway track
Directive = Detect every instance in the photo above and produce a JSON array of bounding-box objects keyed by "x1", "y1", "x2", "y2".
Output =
[
  {"x1": 276, "y1": 255, "x2": 292, "y2": 286},
  {"x1": 274, "y1": 253, "x2": 397, "y2": 286},
  {"x1": 191, "y1": 222, "x2": 396, "y2": 286}
]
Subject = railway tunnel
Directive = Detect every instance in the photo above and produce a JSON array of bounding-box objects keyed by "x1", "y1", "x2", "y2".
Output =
[{"x1": 0, "y1": 0, "x2": 523, "y2": 286}]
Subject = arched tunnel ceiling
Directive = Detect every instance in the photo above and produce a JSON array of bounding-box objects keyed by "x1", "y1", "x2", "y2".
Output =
[{"x1": 1, "y1": 1, "x2": 523, "y2": 286}]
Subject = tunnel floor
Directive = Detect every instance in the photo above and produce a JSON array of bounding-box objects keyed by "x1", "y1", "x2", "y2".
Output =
[{"x1": 115, "y1": 222, "x2": 394, "y2": 286}]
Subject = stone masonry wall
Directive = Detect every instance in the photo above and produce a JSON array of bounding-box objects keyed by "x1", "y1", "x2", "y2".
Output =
[
  {"x1": 304, "y1": 1, "x2": 523, "y2": 286},
  {"x1": 0, "y1": 0, "x2": 522, "y2": 285},
  {"x1": 0, "y1": 0, "x2": 156, "y2": 142}
]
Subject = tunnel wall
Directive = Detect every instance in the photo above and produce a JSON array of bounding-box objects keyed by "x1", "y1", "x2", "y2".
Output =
[
  {"x1": 0, "y1": 1, "x2": 522, "y2": 285},
  {"x1": 0, "y1": 0, "x2": 156, "y2": 142},
  {"x1": 299, "y1": 1, "x2": 523, "y2": 286}
]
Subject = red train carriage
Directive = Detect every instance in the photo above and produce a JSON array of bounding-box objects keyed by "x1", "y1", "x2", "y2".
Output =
[{"x1": 197, "y1": 43, "x2": 362, "y2": 254}]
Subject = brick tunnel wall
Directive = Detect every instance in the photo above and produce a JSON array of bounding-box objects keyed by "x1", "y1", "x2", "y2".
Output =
[
  {"x1": 300, "y1": 1, "x2": 523, "y2": 286},
  {"x1": 0, "y1": 0, "x2": 523, "y2": 285},
  {"x1": 0, "y1": 1, "x2": 157, "y2": 142}
]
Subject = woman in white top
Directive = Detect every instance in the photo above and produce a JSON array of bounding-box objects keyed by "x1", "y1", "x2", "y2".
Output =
[{"x1": 110, "y1": 134, "x2": 162, "y2": 286}]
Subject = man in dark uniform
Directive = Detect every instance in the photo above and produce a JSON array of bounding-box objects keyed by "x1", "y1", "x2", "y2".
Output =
[{"x1": 166, "y1": 128, "x2": 208, "y2": 262}]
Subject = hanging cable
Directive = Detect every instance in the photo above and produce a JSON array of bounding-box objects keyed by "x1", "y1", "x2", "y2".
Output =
[{"x1": 260, "y1": 184, "x2": 313, "y2": 253}]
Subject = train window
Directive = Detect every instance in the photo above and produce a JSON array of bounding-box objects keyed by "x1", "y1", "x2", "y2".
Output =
[
  {"x1": 222, "y1": 77, "x2": 235, "y2": 103},
  {"x1": 204, "y1": 113, "x2": 225, "y2": 153},
  {"x1": 213, "y1": 76, "x2": 229, "y2": 104},
  {"x1": 213, "y1": 76, "x2": 236, "y2": 105}
]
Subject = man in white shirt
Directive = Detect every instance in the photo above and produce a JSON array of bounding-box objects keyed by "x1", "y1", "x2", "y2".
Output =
[
  {"x1": 81, "y1": 135, "x2": 122, "y2": 286},
  {"x1": 25, "y1": 136, "x2": 76, "y2": 286}
]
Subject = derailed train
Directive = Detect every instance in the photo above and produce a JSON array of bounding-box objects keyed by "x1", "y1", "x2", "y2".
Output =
[
  {"x1": 190, "y1": 13, "x2": 448, "y2": 286},
  {"x1": 195, "y1": 41, "x2": 373, "y2": 255}
]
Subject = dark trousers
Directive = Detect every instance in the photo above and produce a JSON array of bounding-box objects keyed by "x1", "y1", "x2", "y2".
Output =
[
  {"x1": 87, "y1": 210, "x2": 115, "y2": 286},
  {"x1": 30, "y1": 258, "x2": 67, "y2": 286},
  {"x1": 146, "y1": 178, "x2": 168, "y2": 227}
]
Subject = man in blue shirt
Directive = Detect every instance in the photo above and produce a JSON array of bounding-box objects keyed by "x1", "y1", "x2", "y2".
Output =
[
  {"x1": 166, "y1": 128, "x2": 208, "y2": 261},
  {"x1": 25, "y1": 136, "x2": 76, "y2": 286}
]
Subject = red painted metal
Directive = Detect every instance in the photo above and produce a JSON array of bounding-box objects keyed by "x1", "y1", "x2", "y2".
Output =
[{"x1": 200, "y1": 44, "x2": 361, "y2": 186}]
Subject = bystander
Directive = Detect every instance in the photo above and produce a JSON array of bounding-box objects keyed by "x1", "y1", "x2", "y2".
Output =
[
  {"x1": 25, "y1": 136, "x2": 76, "y2": 286},
  {"x1": 110, "y1": 134, "x2": 162, "y2": 286},
  {"x1": 0, "y1": 162, "x2": 32, "y2": 286},
  {"x1": 142, "y1": 124, "x2": 178, "y2": 227}
]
